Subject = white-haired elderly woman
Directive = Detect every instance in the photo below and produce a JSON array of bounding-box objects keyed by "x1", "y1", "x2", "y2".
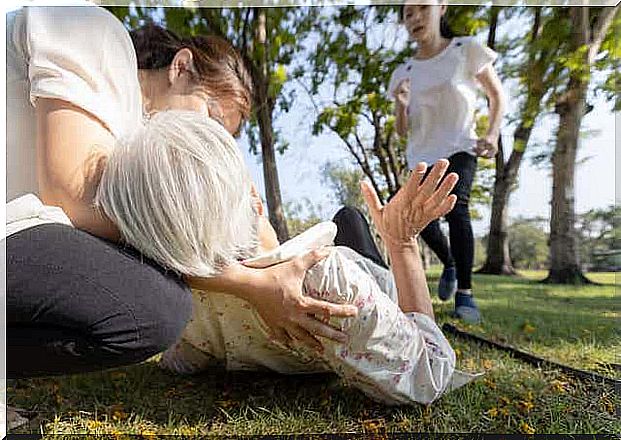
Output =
[{"x1": 96, "y1": 110, "x2": 479, "y2": 405}]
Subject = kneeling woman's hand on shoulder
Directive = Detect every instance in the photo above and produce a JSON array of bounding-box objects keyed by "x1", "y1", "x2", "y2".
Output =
[{"x1": 186, "y1": 255, "x2": 358, "y2": 353}]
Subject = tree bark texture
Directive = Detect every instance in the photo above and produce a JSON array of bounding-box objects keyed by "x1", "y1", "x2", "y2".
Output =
[
  {"x1": 253, "y1": 9, "x2": 290, "y2": 243},
  {"x1": 477, "y1": 6, "x2": 518, "y2": 275},
  {"x1": 545, "y1": 7, "x2": 592, "y2": 284}
]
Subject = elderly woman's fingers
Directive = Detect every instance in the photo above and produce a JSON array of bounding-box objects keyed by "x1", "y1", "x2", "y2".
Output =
[
  {"x1": 418, "y1": 159, "x2": 450, "y2": 200},
  {"x1": 402, "y1": 162, "x2": 428, "y2": 200},
  {"x1": 434, "y1": 194, "x2": 458, "y2": 219},
  {"x1": 425, "y1": 172, "x2": 459, "y2": 211},
  {"x1": 286, "y1": 326, "x2": 324, "y2": 352},
  {"x1": 360, "y1": 181, "x2": 383, "y2": 227},
  {"x1": 269, "y1": 328, "x2": 294, "y2": 349},
  {"x1": 300, "y1": 314, "x2": 349, "y2": 343}
]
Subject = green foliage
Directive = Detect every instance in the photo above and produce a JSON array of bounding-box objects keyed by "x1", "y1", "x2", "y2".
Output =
[
  {"x1": 284, "y1": 198, "x2": 324, "y2": 238},
  {"x1": 268, "y1": 64, "x2": 288, "y2": 99},
  {"x1": 508, "y1": 218, "x2": 549, "y2": 270},
  {"x1": 321, "y1": 162, "x2": 366, "y2": 213},
  {"x1": 593, "y1": 10, "x2": 620, "y2": 110},
  {"x1": 445, "y1": 6, "x2": 489, "y2": 36},
  {"x1": 576, "y1": 205, "x2": 621, "y2": 268}
]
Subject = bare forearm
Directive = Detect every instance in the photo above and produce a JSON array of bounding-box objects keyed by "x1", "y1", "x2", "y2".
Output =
[
  {"x1": 387, "y1": 241, "x2": 434, "y2": 319},
  {"x1": 486, "y1": 91, "x2": 505, "y2": 138},
  {"x1": 37, "y1": 98, "x2": 120, "y2": 240},
  {"x1": 395, "y1": 103, "x2": 409, "y2": 138},
  {"x1": 478, "y1": 67, "x2": 506, "y2": 139},
  {"x1": 185, "y1": 263, "x2": 270, "y2": 301}
]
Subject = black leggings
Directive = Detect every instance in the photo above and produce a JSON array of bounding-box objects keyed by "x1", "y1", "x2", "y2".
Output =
[
  {"x1": 419, "y1": 152, "x2": 477, "y2": 290},
  {"x1": 6, "y1": 223, "x2": 192, "y2": 378},
  {"x1": 332, "y1": 206, "x2": 388, "y2": 269}
]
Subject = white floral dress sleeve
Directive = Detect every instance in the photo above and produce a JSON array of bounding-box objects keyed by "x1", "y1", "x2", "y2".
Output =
[{"x1": 303, "y1": 245, "x2": 465, "y2": 405}]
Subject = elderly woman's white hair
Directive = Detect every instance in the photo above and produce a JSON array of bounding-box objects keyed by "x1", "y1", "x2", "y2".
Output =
[{"x1": 96, "y1": 110, "x2": 257, "y2": 277}]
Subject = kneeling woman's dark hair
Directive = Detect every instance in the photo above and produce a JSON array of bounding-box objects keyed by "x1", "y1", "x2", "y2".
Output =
[
  {"x1": 130, "y1": 23, "x2": 254, "y2": 123},
  {"x1": 399, "y1": 6, "x2": 455, "y2": 39}
]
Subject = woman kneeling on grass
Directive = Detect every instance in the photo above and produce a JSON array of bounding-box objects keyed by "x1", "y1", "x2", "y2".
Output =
[{"x1": 96, "y1": 111, "x2": 479, "y2": 405}]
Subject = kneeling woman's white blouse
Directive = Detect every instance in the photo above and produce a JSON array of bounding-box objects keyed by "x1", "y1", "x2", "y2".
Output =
[{"x1": 6, "y1": 3, "x2": 143, "y2": 237}]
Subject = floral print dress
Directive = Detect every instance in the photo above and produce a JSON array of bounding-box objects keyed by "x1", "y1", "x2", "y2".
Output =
[{"x1": 160, "y1": 222, "x2": 480, "y2": 405}]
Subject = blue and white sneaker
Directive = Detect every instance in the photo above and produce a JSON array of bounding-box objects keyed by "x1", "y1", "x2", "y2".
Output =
[
  {"x1": 438, "y1": 266, "x2": 458, "y2": 301},
  {"x1": 452, "y1": 291, "x2": 482, "y2": 324}
]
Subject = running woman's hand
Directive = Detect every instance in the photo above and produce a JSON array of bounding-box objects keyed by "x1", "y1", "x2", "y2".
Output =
[
  {"x1": 394, "y1": 79, "x2": 411, "y2": 109},
  {"x1": 474, "y1": 132, "x2": 499, "y2": 158}
]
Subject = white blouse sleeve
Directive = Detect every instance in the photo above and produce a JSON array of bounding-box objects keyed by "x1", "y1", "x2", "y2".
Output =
[
  {"x1": 387, "y1": 62, "x2": 411, "y2": 101},
  {"x1": 465, "y1": 38, "x2": 498, "y2": 76},
  {"x1": 21, "y1": 5, "x2": 143, "y2": 139}
]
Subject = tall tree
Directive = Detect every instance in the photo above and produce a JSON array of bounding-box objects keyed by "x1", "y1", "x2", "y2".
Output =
[
  {"x1": 478, "y1": 7, "x2": 566, "y2": 275},
  {"x1": 307, "y1": 6, "x2": 407, "y2": 204},
  {"x1": 109, "y1": 6, "x2": 319, "y2": 242},
  {"x1": 544, "y1": 6, "x2": 617, "y2": 284}
]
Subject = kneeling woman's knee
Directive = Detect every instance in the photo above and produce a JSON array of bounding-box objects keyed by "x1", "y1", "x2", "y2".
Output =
[
  {"x1": 132, "y1": 277, "x2": 193, "y2": 358},
  {"x1": 92, "y1": 272, "x2": 192, "y2": 365}
]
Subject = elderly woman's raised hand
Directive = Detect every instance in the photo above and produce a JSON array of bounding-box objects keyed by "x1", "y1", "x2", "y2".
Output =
[{"x1": 361, "y1": 160, "x2": 458, "y2": 249}]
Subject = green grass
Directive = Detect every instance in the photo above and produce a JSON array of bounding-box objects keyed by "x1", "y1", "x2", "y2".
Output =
[{"x1": 9, "y1": 270, "x2": 620, "y2": 435}]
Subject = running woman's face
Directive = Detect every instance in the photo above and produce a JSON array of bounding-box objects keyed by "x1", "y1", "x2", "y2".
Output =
[{"x1": 402, "y1": 3, "x2": 447, "y2": 44}]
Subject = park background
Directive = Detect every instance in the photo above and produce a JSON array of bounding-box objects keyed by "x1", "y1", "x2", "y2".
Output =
[
  {"x1": 102, "y1": 2, "x2": 619, "y2": 280},
  {"x1": 5, "y1": 0, "x2": 620, "y2": 436}
]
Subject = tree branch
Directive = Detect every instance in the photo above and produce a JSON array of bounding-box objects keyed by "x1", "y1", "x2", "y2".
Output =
[
  {"x1": 588, "y1": 6, "x2": 617, "y2": 63},
  {"x1": 240, "y1": 8, "x2": 251, "y2": 54}
]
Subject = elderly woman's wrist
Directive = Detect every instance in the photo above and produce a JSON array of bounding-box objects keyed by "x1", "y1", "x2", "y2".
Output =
[{"x1": 386, "y1": 237, "x2": 419, "y2": 255}]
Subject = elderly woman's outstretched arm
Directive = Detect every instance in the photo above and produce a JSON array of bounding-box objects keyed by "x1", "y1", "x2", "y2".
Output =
[{"x1": 361, "y1": 159, "x2": 458, "y2": 318}]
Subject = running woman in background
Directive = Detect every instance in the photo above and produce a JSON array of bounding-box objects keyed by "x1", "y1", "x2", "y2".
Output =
[{"x1": 389, "y1": 1, "x2": 506, "y2": 323}]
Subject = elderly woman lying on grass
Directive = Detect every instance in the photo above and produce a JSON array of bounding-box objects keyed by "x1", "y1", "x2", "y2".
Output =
[{"x1": 96, "y1": 111, "x2": 477, "y2": 405}]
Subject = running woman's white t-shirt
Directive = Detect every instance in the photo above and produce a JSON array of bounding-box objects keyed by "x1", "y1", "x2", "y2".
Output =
[
  {"x1": 388, "y1": 37, "x2": 497, "y2": 169},
  {"x1": 5, "y1": 4, "x2": 143, "y2": 236}
]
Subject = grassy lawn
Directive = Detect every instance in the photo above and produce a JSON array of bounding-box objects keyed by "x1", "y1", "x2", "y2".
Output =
[{"x1": 9, "y1": 270, "x2": 620, "y2": 435}]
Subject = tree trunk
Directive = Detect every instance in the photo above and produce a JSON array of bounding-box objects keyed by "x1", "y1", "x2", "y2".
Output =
[
  {"x1": 478, "y1": 130, "x2": 530, "y2": 274},
  {"x1": 254, "y1": 9, "x2": 289, "y2": 243},
  {"x1": 477, "y1": 173, "x2": 516, "y2": 274},
  {"x1": 255, "y1": 87, "x2": 289, "y2": 243},
  {"x1": 544, "y1": 7, "x2": 592, "y2": 285},
  {"x1": 479, "y1": 7, "x2": 542, "y2": 276},
  {"x1": 476, "y1": 5, "x2": 518, "y2": 275},
  {"x1": 544, "y1": 87, "x2": 591, "y2": 284}
]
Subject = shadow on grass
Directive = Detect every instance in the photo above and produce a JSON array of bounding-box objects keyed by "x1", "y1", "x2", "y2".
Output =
[{"x1": 10, "y1": 362, "x2": 390, "y2": 431}]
